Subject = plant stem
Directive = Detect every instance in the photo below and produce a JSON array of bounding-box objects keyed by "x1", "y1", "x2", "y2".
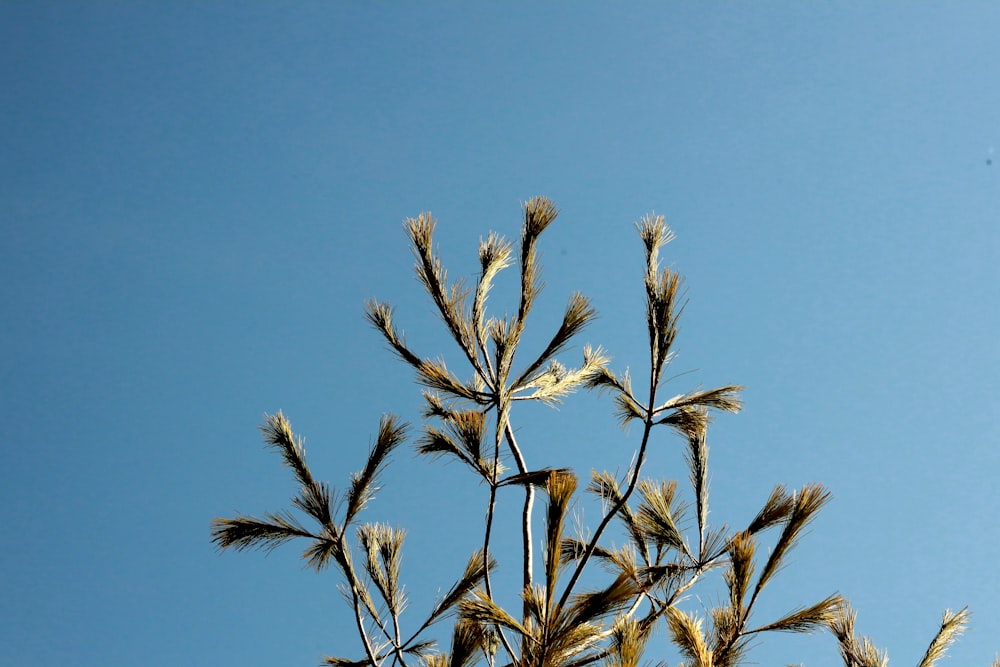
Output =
[
  {"x1": 339, "y1": 544, "x2": 381, "y2": 667},
  {"x1": 502, "y1": 419, "x2": 533, "y2": 615},
  {"x1": 482, "y1": 402, "x2": 518, "y2": 663},
  {"x1": 555, "y1": 355, "x2": 661, "y2": 613}
]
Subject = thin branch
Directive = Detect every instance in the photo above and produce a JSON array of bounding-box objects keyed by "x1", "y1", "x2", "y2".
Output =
[
  {"x1": 481, "y1": 403, "x2": 519, "y2": 663},
  {"x1": 555, "y1": 384, "x2": 656, "y2": 614},
  {"x1": 503, "y1": 417, "x2": 534, "y2": 611},
  {"x1": 338, "y1": 538, "x2": 382, "y2": 667}
]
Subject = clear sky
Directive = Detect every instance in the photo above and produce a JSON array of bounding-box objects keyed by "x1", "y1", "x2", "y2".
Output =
[{"x1": 2, "y1": 3, "x2": 998, "y2": 666}]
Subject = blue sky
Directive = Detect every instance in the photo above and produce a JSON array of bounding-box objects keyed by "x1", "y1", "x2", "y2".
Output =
[{"x1": 2, "y1": 3, "x2": 998, "y2": 666}]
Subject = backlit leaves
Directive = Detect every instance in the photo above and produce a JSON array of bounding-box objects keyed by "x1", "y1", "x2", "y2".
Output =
[
  {"x1": 459, "y1": 590, "x2": 528, "y2": 635},
  {"x1": 748, "y1": 594, "x2": 845, "y2": 635},
  {"x1": 407, "y1": 213, "x2": 476, "y2": 362},
  {"x1": 345, "y1": 415, "x2": 409, "y2": 524},
  {"x1": 829, "y1": 604, "x2": 890, "y2": 667},
  {"x1": 215, "y1": 200, "x2": 984, "y2": 667},
  {"x1": 607, "y1": 616, "x2": 653, "y2": 667},
  {"x1": 358, "y1": 523, "x2": 406, "y2": 614},
  {"x1": 725, "y1": 531, "x2": 755, "y2": 612},
  {"x1": 515, "y1": 294, "x2": 598, "y2": 387},
  {"x1": 427, "y1": 550, "x2": 497, "y2": 625},
  {"x1": 637, "y1": 214, "x2": 682, "y2": 387},
  {"x1": 752, "y1": 484, "x2": 831, "y2": 605},
  {"x1": 916, "y1": 608, "x2": 970, "y2": 667},
  {"x1": 365, "y1": 301, "x2": 485, "y2": 402},
  {"x1": 667, "y1": 607, "x2": 712, "y2": 667},
  {"x1": 559, "y1": 573, "x2": 640, "y2": 632},
  {"x1": 746, "y1": 485, "x2": 796, "y2": 535},
  {"x1": 210, "y1": 512, "x2": 315, "y2": 555},
  {"x1": 636, "y1": 480, "x2": 686, "y2": 554},
  {"x1": 544, "y1": 470, "x2": 579, "y2": 601}
]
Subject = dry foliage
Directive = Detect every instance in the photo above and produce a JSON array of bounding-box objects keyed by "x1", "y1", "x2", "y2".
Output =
[{"x1": 213, "y1": 198, "x2": 985, "y2": 667}]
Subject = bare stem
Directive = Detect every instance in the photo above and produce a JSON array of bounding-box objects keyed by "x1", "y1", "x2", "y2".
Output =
[
  {"x1": 556, "y1": 420, "x2": 653, "y2": 613},
  {"x1": 556, "y1": 355, "x2": 661, "y2": 613},
  {"x1": 390, "y1": 610, "x2": 409, "y2": 667},
  {"x1": 503, "y1": 418, "x2": 533, "y2": 614},
  {"x1": 483, "y1": 403, "x2": 518, "y2": 663},
  {"x1": 339, "y1": 544, "x2": 381, "y2": 667}
]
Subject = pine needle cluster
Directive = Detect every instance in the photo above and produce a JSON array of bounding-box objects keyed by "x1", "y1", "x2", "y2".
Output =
[{"x1": 212, "y1": 198, "x2": 988, "y2": 667}]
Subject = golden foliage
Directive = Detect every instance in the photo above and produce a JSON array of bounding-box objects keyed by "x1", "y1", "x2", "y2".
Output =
[{"x1": 215, "y1": 199, "x2": 984, "y2": 667}]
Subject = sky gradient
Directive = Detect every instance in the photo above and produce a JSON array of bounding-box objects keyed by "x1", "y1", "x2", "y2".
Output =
[{"x1": 2, "y1": 3, "x2": 998, "y2": 666}]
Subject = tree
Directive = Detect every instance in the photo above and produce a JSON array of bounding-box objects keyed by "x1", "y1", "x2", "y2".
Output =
[{"x1": 212, "y1": 197, "x2": 987, "y2": 667}]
